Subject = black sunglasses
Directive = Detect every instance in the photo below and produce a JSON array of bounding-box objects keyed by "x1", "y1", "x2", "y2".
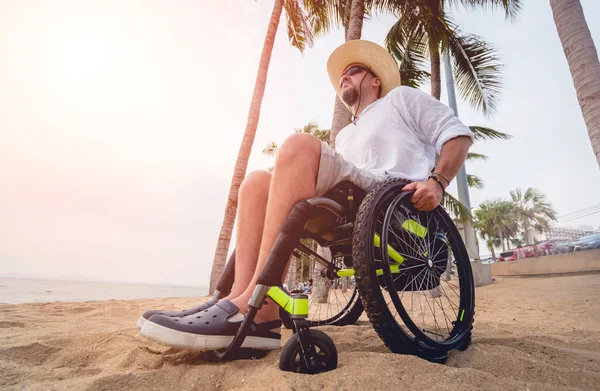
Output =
[{"x1": 339, "y1": 66, "x2": 376, "y2": 86}]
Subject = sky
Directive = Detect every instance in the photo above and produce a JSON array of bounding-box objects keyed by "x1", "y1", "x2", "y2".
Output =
[{"x1": 0, "y1": 1, "x2": 599, "y2": 286}]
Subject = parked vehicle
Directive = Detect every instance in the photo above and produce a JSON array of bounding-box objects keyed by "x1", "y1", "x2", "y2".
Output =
[
  {"x1": 554, "y1": 240, "x2": 575, "y2": 254},
  {"x1": 498, "y1": 245, "x2": 540, "y2": 261},
  {"x1": 537, "y1": 238, "x2": 571, "y2": 254},
  {"x1": 572, "y1": 234, "x2": 600, "y2": 251},
  {"x1": 499, "y1": 250, "x2": 517, "y2": 262},
  {"x1": 523, "y1": 245, "x2": 538, "y2": 258}
]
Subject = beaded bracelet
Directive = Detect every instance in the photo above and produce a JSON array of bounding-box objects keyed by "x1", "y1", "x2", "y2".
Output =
[
  {"x1": 431, "y1": 171, "x2": 450, "y2": 186},
  {"x1": 428, "y1": 175, "x2": 446, "y2": 194}
]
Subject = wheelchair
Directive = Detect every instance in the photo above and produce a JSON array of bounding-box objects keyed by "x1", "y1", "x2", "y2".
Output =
[{"x1": 210, "y1": 178, "x2": 475, "y2": 374}]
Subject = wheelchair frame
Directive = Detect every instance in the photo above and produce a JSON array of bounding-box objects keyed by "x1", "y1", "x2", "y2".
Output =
[{"x1": 209, "y1": 185, "x2": 441, "y2": 373}]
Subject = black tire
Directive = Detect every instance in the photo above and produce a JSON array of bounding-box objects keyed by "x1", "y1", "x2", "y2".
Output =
[
  {"x1": 279, "y1": 329, "x2": 338, "y2": 374},
  {"x1": 353, "y1": 179, "x2": 475, "y2": 356},
  {"x1": 324, "y1": 290, "x2": 363, "y2": 326},
  {"x1": 221, "y1": 245, "x2": 361, "y2": 330},
  {"x1": 280, "y1": 245, "x2": 363, "y2": 329}
]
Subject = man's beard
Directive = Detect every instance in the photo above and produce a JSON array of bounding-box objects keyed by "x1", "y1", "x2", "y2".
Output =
[{"x1": 341, "y1": 85, "x2": 359, "y2": 106}]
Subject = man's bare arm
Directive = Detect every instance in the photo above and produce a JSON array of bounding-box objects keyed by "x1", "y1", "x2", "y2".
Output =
[
  {"x1": 402, "y1": 136, "x2": 472, "y2": 211},
  {"x1": 431, "y1": 136, "x2": 472, "y2": 185}
]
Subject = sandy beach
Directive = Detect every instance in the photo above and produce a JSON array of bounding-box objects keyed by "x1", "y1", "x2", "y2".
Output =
[{"x1": 1, "y1": 273, "x2": 599, "y2": 391}]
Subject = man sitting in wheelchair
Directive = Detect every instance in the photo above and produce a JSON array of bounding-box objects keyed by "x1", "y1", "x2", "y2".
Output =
[{"x1": 138, "y1": 40, "x2": 473, "y2": 352}]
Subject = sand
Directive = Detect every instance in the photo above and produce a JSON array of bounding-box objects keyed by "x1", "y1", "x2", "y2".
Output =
[{"x1": 1, "y1": 273, "x2": 600, "y2": 391}]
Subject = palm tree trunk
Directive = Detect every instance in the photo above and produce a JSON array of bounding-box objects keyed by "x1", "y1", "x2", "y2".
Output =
[
  {"x1": 346, "y1": 0, "x2": 365, "y2": 40},
  {"x1": 499, "y1": 230, "x2": 506, "y2": 252},
  {"x1": 524, "y1": 222, "x2": 532, "y2": 245},
  {"x1": 313, "y1": 246, "x2": 332, "y2": 303},
  {"x1": 550, "y1": 0, "x2": 600, "y2": 167},
  {"x1": 208, "y1": 0, "x2": 283, "y2": 293},
  {"x1": 329, "y1": 0, "x2": 365, "y2": 146},
  {"x1": 428, "y1": 37, "x2": 441, "y2": 100}
]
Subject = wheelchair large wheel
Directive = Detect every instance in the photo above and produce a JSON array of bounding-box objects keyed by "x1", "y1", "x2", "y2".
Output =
[
  {"x1": 280, "y1": 247, "x2": 363, "y2": 329},
  {"x1": 305, "y1": 245, "x2": 363, "y2": 327},
  {"x1": 353, "y1": 179, "x2": 475, "y2": 355},
  {"x1": 280, "y1": 288, "x2": 363, "y2": 329}
]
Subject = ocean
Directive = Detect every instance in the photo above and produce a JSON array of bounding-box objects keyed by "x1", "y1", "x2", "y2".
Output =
[{"x1": 0, "y1": 277, "x2": 209, "y2": 304}]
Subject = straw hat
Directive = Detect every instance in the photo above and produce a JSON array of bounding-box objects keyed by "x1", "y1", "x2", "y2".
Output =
[{"x1": 327, "y1": 40, "x2": 400, "y2": 98}]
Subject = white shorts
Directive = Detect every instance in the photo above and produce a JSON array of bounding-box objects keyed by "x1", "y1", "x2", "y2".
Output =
[{"x1": 315, "y1": 142, "x2": 386, "y2": 197}]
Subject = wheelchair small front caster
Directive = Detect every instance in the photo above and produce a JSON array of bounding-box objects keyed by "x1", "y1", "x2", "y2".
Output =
[{"x1": 279, "y1": 329, "x2": 337, "y2": 374}]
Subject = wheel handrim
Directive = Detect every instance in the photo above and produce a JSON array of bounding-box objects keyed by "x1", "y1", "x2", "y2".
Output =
[{"x1": 375, "y1": 191, "x2": 474, "y2": 349}]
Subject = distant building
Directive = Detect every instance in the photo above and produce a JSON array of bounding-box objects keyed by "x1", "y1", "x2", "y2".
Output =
[{"x1": 541, "y1": 225, "x2": 596, "y2": 241}]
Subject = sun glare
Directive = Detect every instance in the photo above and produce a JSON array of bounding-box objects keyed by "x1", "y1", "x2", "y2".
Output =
[{"x1": 43, "y1": 30, "x2": 116, "y2": 94}]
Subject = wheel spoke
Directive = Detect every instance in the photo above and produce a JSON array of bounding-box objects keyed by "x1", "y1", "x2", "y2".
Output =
[{"x1": 354, "y1": 182, "x2": 473, "y2": 351}]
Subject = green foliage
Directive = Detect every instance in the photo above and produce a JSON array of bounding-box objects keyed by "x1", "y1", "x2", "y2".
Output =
[
  {"x1": 262, "y1": 121, "x2": 331, "y2": 172},
  {"x1": 470, "y1": 126, "x2": 512, "y2": 141},
  {"x1": 294, "y1": 120, "x2": 331, "y2": 142},
  {"x1": 510, "y1": 237, "x2": 524, "y2": 248},
  {"x1": 445, "y1": 26, "x2": 502, "y2": 116},
  {"x1": 474, "y1": 187, "x2": 557, "y2": 253},
  {"x1": 474, "y1": 198, "x2": 518, "y2": 252},
  {"x1": 442, "y1": 192, "x2": 472, "y2": 222},
  {"x1": 283, "y1": 0, "x2": 313, "y2": 52},
  {"x1": 379, "y1": 0, "x2": 522, "y2": 115},
  {"x1": 467, "y1": 152, "x2": 488, "y2": 161},
  {"x1": 384, "y1": 6, "x2": 430, "y2": 88},
  {"x1": 262, "y1": 141, "x2": 278, "y2": 157},
  {"x1": 467, "y1": 174, "x2": 484, "y2": 189},
  {"x1": 303, "y1": 0, "x2": 352, "y2": 36},
  {"x1": 509, "y1": 187, "x2": 558, "y2": 242},
  {"x1": 448, "y1": 0, "x2": 522, "y2": 21}
]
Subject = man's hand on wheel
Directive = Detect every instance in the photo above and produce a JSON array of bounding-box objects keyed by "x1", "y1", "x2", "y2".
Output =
[{"x1": 402, "y1": 179, "x2": 444, "y2": 211}]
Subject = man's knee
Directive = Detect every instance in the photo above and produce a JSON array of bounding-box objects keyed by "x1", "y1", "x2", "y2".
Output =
[
  {"x1": 276, "y1": 133, "x2": 321, "y2": 167},
  {"x1": 239, "y1": 170, "x2": 271, "y2": 199}
]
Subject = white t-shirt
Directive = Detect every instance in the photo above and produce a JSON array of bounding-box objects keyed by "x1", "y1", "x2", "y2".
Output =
[{"x1": 335, "y1": 86, "x2": 474, "y2": 182}]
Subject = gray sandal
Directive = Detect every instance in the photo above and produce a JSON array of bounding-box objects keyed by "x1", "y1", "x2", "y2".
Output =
[
  {"x1": 136, "y1": 298, "x2": 218, "y2": 329},
  {"x1": 140, "y1": 299, "x2": 281, "y2": 351}
]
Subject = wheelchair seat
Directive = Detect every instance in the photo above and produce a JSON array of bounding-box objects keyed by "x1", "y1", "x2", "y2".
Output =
[{"x1": 303, "y1": 181, "x2": 366, "y2": 245}]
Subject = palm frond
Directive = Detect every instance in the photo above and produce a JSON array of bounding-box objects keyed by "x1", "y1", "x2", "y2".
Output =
[
  {"x1": 467, "y1": 152, "x2": 489, "y2": 161},
  {"x1": 294, "y1": 120, "x2": 320, "y2": 134},
  {"x1": 447, "y1": 0, "x2": 523, "y2": 21},
  {"x1": 385, "y1": 14, "x2": 430, "y2": 88},
  {"x1": 509, "y1": 186, "x2": 557, "y2": 242},
  {"x1": 283, "y1": 0, "x2": 313, "y2": 52},
  {"x1": 262, "y1": 141, "x2": 278, "y2": 157},
  {"x1": 444, "y1": 24, "x2": 503, "y2": 117},
  {"x1": 305, "y1": 0, "x2": 354, "y2": 36},
  {"x1": 304, "y1": 0, "x2": 339, "y2": 36},
  {"x1": 294, "y1": 121, "x2": 330, "y2": 143},
  {"x1": 467, "y1": 173, "x2": 484, "y2": 189},
  {"x1": 470, "y1": 126, "x2": 512, "y2": 141},
  {"x1": 442, "y1": 192, "x2": 472, "y2": 221},
  {"x1": 370, "y1": 0, "x2": 411, "y2": 16},
  {"x1": 384, "y1": 5, "x2": 425, "y2": 56}
]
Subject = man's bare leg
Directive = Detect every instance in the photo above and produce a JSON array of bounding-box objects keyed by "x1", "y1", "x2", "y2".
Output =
[
  {"x1": 230, "y1": 133, "x2": 321, "y2": 323},
  {"x1": 225, "y1": 170, "x2": 271, "y2": 299}
]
